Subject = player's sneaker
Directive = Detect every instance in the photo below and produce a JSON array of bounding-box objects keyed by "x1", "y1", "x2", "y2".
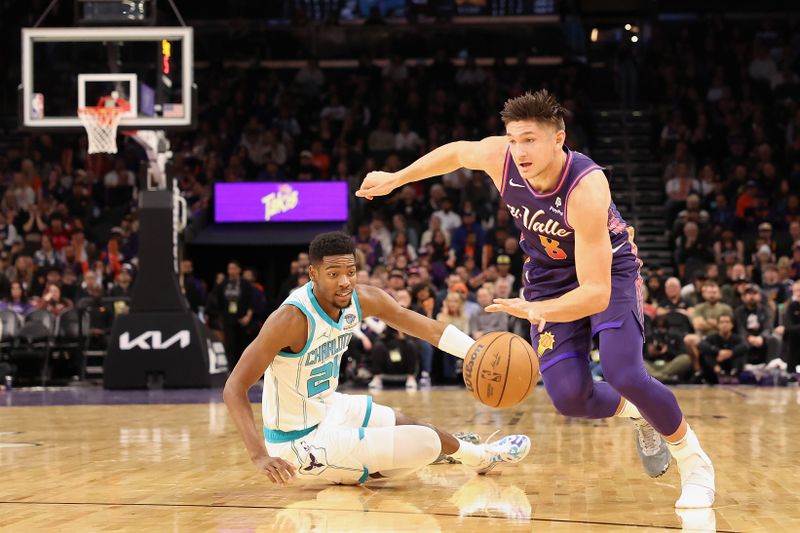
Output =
[
  {"x1": 670, "y1": 429, "x2": 715, "y2": 508},
  {"x1": 368, "y1": 376, "x2": 382, "y2": 390},
  {"x1": 633, "y1": 417, "x2": 671, "y2": 477},
  {"x1": 474, "y1": 433, "x2": 531, "y2": 475},
  {"x1": 432, "y1": 431, "x2": 481, "y2": 465}
]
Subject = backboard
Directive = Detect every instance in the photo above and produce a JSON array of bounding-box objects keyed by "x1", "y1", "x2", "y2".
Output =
[{"x1": 20, "y1": 26, "x2": 194, "y2": 130}]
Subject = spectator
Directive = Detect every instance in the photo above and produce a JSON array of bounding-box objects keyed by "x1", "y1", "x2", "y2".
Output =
[
  {"x1": 0, "y1": 281, "x2": 33, "y2": 315},
  {"x1": 469, "y1": 285, "x2": 508, "y2": 338},
  {"x1": 35, "y1": 283, "x2": 72, "y2": 317},
  {"x1": 734, "y1": 285, "x2": 781, "y2": 365},
  {"x1": 390, "y1": 213, "x2": 419, "y2": 251},
  {"x1": 179, "y1": 259, "x2": 205, "y2": 313},
  {"x1": 430, "y1": 196, "x2": 462, "y2": 235},
  {"x1": 451, "y1": 209, "x2": 485, "y2": 265},
  {"x1": 644, "y1": 316, "x2": 692, "y2": 384},
  {"x1": 777, "y1": 280, "x2": 800, "y2": 373},
  {"x1": 761, "y1": 265, "x2": 788, "y2": 306},
  {"x1": 33, "y1": 234, "x2": 61, "y2": 270},
  {"x1": 713, "y1": 229, "x2": 745, "y2": 267},
  {"x1": 436, "y1": 291, "x2": 469, "y2": 381},
  {"x1": 683, "y1": 281, "x2": 733, "y2": 374},
  {"x1": 674, "y1": 222, "x2": 713, "y2": 282},
  {"x1": 420, "y1": 214, "x2": 449, "y2": 249},
  {"x1": 213, "y1": 261, "x2": 254, "y2": 368},
  {"x1": 698, "y1": 314, "x2": 748, "y2": 384},
  {"x1": 387, "y1": 232, "x2": 417, "y2": 264},
  {"x1": 0, "y1": 211, "x2": 20, "y2": 249},
  {"x1": 665, "y1": 163, "x2": 699, "y2": 222},
  {"x1": 792, "y1": 241, "x2": 800, "y2": 280},
  {"x1": 367, "y1": 323, "x2": 420, "y2": 391}
]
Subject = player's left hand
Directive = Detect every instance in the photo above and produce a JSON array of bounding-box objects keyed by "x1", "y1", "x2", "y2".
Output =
[{"x1": 485, "y1": 298, "x2": 547, "y2": 332}]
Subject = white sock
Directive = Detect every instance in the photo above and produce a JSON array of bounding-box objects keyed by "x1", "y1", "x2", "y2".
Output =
[
  {"x1": 449, "y1": 439, "x2": 484, "y2": 467},
  {"x1": 615, "y1": 399, "x2": 642, "y2": 419},
  {"x1": 667, "y1": 426, "x2": 701, "y2": 459}
]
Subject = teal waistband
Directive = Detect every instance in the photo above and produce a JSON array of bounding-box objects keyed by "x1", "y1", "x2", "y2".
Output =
[{"x1": 263, "y1": 424, "x2": 318, "y2": 443}]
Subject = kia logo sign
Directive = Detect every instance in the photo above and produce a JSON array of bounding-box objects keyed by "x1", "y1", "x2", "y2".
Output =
[{"x1": 119, "y1": 330, "x2": 191, "y2": 350}]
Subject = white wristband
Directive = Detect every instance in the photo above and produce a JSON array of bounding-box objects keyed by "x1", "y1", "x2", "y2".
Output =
[{"x1": 437, "y1": 324, "x2": 475, "y2": 360}]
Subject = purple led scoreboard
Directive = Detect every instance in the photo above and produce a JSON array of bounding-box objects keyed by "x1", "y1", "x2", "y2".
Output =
[{"x1": 214, "y1": 182, "x2": 349, "y2": 223}]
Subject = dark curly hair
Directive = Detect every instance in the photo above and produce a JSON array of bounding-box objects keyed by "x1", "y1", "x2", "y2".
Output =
[{"x1": 309, "y1": 231, "x2": 356, "y2": 264}]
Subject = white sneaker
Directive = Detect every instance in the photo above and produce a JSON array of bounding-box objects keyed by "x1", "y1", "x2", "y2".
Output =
[
  {"x1": 368, "y1": 376, "x2": 382, "y2": 390},
  {"x1": 405, "y1": 377, "x2": 418, "y2": 390},
  {"x1": 474, "y1": 433, "x2": 531, "y2": 475},
  {"x1": 669, "y1": 429, "x2": 715, "y2": 509}
]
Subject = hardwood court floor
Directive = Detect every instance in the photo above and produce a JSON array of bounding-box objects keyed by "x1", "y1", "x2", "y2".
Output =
[{"x1": 1, "y1": 386, "x2": 799, "y2": 532}]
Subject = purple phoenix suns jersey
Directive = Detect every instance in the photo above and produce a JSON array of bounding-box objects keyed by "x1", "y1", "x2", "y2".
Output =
[{"x1": 499, "y1": 146, "x2": 644, "y2": 325}]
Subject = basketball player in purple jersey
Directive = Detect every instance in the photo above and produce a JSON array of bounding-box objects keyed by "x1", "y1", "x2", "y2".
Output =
[{"x1": 357, "y1": 90, "x2": 714, "y2": 508}]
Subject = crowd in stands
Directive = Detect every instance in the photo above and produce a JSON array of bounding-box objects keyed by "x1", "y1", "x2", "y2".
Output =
[
  {"x1": 637, "y1": 17, "x2": 800, "y2": 385},
  {"x1": 1, "y1": 16, "x2": 799, "y2": 389}
]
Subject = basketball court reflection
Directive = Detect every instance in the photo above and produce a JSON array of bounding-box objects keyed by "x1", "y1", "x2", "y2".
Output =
[{"x1": 269, "y1": 485, "x2": 442, "y2": 533}]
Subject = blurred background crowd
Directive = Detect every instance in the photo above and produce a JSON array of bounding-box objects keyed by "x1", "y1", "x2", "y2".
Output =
[{"x1": 0, "y1": 4, "x2": 798, "y2": 388}]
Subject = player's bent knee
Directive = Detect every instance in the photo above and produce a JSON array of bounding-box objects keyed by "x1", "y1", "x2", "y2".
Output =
[
  {"x1": 550, "y1": 391, "x2": 591, "y2": 418},
  {"x1": 605, "y1": 362, "x2": 652, "y2": 397}
]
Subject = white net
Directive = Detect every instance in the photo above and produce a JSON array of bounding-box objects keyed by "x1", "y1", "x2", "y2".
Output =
[{"x1": 78, "y1": 107, "x2": 126, "y2": 154}]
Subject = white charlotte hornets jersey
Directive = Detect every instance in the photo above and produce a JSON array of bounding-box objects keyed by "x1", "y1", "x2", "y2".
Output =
[{"x1": 262, "y1": 281, "x2": 362, "y2": 436}]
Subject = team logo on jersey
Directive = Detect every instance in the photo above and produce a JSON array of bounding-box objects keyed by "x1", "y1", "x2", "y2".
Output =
[
  {"x1": 555, "y1": 197, "x2": 562, "y2": 208},
  {"x1": 537, "y1": 332, "x2": 556, "y2": 358},
  {"x1": 344, "y1": 313, "x2": 357, "y2": 326}
]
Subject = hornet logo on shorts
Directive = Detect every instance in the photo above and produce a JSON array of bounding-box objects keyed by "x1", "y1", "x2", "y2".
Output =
[
  {"x1": 299, "y1": 441, "x2": 329, "y2": 476},
  {"x1": 537, "y1": 332, "x2": 555, "y2": 358},
  {"x1": 304, "y1": 452, "x2": 324, "y2": 472}
]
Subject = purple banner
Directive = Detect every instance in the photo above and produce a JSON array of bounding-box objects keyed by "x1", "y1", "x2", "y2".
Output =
[{"x1": 214, "y1": 182, "x2": 349, "y2": 223}]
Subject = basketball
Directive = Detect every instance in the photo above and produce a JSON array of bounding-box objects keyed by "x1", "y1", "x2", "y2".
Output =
[{"x1": 463, "y1": 332, "x2": 539, "y2": 409}]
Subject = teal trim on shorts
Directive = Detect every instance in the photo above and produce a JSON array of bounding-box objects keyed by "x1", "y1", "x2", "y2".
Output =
[
  {"x1": 277, "y1": 301, "x2": 316, "y2": 358},
  {"x1": 263, "y1": 424, "x2": 317, "y2": 443},
  {"x1": 358, "y1": 427, "x2": 365, "y2": 440},
  {"x1": 358, "y1": 466, "x2": 369, "y2": 484},
  {"x1": 361, "y1": 395, "x2": 373, "y2": 428}
]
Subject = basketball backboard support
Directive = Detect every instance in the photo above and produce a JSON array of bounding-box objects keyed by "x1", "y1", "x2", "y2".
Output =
[{"x1": 20, "y1": 26, "x2": 194, "y2": 130}]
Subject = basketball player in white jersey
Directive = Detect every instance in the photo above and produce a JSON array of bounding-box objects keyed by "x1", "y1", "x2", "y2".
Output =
[{"x1": 224, "y1": 232, "x2": 531, "y2": 486}]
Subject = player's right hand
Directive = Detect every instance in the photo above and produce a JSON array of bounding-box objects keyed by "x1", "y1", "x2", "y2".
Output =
[
  {"x1": 253, "y1": 455, "x2": 297, "y2": 486},
  {"x1": 356, "y1": 171, "x2": 401, "y2": 200}
]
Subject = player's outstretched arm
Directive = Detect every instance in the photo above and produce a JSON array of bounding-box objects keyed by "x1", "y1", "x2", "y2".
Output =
[
  {"x1": 223, "y1": 305, "x2": 307, "y2": 486},
  {"x1": 356, "y1": 284, "x2": 475, "y2": 359},
  {"x1": 487, "y1": 171, "x2": 612, "y2": 326},
  {"x1": 356, "y1": 136, "x2": 507, "y2": 199}
]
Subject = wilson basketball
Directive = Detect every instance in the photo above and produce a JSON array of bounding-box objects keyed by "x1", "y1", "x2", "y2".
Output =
[{"x1": 463, "y1": 331, "x2": 539, "y2": 408}]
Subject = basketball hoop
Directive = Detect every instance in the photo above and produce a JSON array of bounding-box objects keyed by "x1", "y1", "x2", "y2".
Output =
[{"x1": 78, "y1": 97, "x2": 131, "y2": 154}]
